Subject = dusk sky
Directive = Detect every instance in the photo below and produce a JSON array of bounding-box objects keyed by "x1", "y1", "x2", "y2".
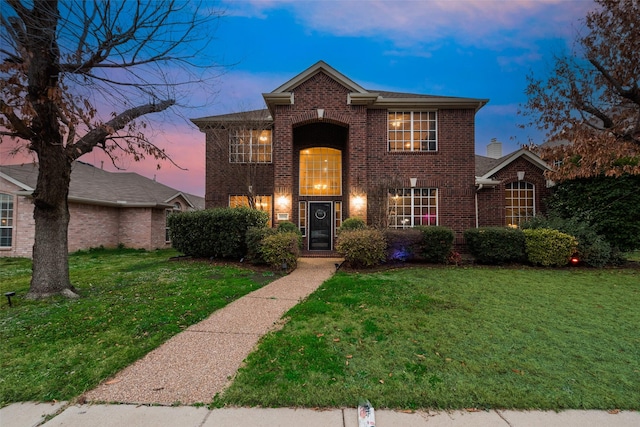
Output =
[{"x1": 1, "y1": 0, "x2": 597, "y2": 197}]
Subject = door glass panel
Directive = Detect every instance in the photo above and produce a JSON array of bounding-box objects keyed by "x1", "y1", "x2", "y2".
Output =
[{"x1": 309, "y1": 202, "x2": 332, "y2": 250}]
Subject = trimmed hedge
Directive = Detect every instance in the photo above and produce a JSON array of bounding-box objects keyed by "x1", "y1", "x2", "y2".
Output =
[
  {"x1": 415, "y1": 226, "x2": 455, "y2": 264},
  {"x1": 338, "y1": 217, "x2": 367, "y2": 233},
  {"x1": 168, "y1": 207, "x2": 268, "y2": 258},
  {"x1": 245, "y1": 226, "x2": 278, "y2": 264},
  {"x1": 384, "y1": 228, "x2": 423, "y2": 262},
  {"x1": 464, "y1": 227, "x2": 526, "y2": 265},
  {"x1": 522, "y1": 217, "x2": 612, "y2": 267},
  {"x1": 523, "y1": 228, "x2": 578, "y2": 267},
  {"x1": 336, "y1": 229, "x2": 387, "y2": 268},
  {"x1": 261, "y1": 232, "x2": 301, "y2": 271}
]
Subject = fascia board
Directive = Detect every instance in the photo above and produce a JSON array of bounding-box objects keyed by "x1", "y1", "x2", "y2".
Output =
[
  {"x1": 0, "y1": 171, "x2": 33, "y2": 191},
  {"x1": 481, "y1": 150, "x2": 551, "y2": 179},
  {"x1": 371, "y1": 97, "x2": 489, "y2": 111}
]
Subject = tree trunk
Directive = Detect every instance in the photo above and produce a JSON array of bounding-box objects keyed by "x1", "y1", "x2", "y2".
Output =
[{"x1": 26, "y1": 151, "x2": 78, "y2": 299}]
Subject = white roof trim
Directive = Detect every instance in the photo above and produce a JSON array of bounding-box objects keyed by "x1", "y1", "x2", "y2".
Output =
[
  {"x1": 164, "y1": 192, "x2": 196, "y2": 209},
  {"x1": 479, "y1": 149, "x2": 551, "y2": 179},
  {"x1": 0, "y1": 171, "x2": 34, "y2": 191},
  {"x1": 269, "y1": 60, "x2": 368, "y2": 94}
]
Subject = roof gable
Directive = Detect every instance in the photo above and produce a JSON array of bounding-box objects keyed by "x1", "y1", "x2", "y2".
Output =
[
  {"x1": 476, "y1": 149, "x2": 551, "y2": 179},
  {"x1": 270, "y1": 60, "x2": 368, "y2": 95}
]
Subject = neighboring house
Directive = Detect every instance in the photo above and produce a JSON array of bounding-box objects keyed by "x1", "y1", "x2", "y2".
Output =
[
  {"x1": 0, "y1": 161, "x2": 204, "y2": 257},
  {"x1": 192, "y1": 61, "x2": 550, "y2": 254}
]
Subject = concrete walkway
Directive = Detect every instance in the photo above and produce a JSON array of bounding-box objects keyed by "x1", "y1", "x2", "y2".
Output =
[
  {"x1": 2, "y1": 257, "x2": 639, "y2": 426},
  {"x1": 2, "y1": 401, "x2": 639, "y2": 427}
]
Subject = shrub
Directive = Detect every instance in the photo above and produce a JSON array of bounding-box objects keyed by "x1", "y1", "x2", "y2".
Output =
[
  {"x1": 384, "y1": 228, "x2": 423, "y2": 262},
  {"x1": 336, "y1": 229, "x2": 386, "y2": 268},
  {"x1": 261, "y1": 232, "x2": 301, "y2": 271},
  {"x1": 338, "y1": 217, "x2": 367, "y2": 233},
  {"x1": 277, "y1": 220, "x2": 299, "y2": 234},
  {"x1": 521, "y1": 217, "x2": 611, "y2": 267},
  {"x1": 168, "y1": 207, "x2": 268, "y2": 258},
  {"x1": 464, "y1": 227, "x2": 526, "y2": 265},
  {"x1": 546, "y1": 174, "x2": 640, "y2": 251},
  {"x1": 415, "y1": 226, "x2": 455, "y2": 264},
  {"x1": 523, "y1": 228, "x2": 578, "y2": 267},
  {"x1": 245, "y1": 226, "x2": 278, "y2": 264}
]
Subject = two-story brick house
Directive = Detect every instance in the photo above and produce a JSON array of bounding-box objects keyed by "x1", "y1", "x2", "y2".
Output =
[{"x1": 193, "y1": 61, "x2": 550, "y2": 254}]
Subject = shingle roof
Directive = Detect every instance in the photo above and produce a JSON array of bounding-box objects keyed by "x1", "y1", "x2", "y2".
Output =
[
  {"x1": 0, "y1": 162, "x2": 204, "y2": 209},
  {"x1": 475, "y1": 155, "x2": 503, "y2": 176}
]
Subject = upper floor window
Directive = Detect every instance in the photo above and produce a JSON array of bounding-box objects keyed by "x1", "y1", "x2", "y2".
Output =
[
  {"x1": 505, "y1": 181, "x2": 535, "y2": 227},
  {"x1": 388, "y1": 188, "x2": 438, "y2": 229},
  {"x1": 388, "y1": 111, "x2": 437, "y2": 152},
  {"x1": 229, "y1": 129, "x2": 272, "y2": 163},
  {"x1": 1, "y1": 193, "x2": 14, "y2": 248}
]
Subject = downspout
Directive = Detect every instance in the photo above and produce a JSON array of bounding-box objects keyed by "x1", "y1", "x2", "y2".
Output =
[{"x1": 475, "y1": 184, "x2": 484, "y2": 228}]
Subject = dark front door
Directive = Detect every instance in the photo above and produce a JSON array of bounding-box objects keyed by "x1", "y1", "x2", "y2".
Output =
[{"x1": 309, "y1": 202, "x2": 332, "y2": 250}]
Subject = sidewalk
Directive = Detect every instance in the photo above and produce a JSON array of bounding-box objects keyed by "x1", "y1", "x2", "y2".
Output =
[
  {"x1": 2, "y1": 257, "x2": 638, "y2": 426},
  {"x1": 2, "y1": 401, "x2": 638, "y2": 427}
]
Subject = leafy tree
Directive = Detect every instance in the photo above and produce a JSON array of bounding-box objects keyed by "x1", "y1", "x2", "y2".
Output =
[
  {"x1": 545, "y1": 174, "x2": 640, "y2": 252},
  {"x1": 521, "y1": 0, "x2": 640, "y2": 180},
  {"x1": 0, "y1": 0, "x2": 221, "y2": 298}
]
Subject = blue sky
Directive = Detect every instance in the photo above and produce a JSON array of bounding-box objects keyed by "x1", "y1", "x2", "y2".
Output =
[{"x1": 2, "y1": 0, "x2": 597, "y2": 196}]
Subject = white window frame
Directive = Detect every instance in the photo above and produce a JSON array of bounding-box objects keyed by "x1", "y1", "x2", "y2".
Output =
[
  {"x1": 505, "y1": 181, "x2": 535, "y2": 227},
  {"x1": 388, "y1": 188, "x2": 438, "y2": 229},
  {"x1": 0, "y1": 193, "x2": 14, "y2": 248},
  {"x1": 229, "y1": 129, "x2": 272, "y2": 163},
  {"x1": 388, "y1": 111, "x2": 437, "y2": 152}
]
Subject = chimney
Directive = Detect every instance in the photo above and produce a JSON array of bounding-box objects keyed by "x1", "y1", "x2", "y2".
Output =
[{"x1": 487, "y1": 138, "x2": 502, "y2": 159}]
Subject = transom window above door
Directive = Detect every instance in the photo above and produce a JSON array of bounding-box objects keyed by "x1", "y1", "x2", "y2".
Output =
[{"x1": 299, "y1": 147, "x2": 342, "y2": 196}]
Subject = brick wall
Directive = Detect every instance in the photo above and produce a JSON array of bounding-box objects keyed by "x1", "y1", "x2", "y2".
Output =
[
  {"x1": 202, "y1": 70, "x2": 481, "y2": 248},
  {"x1": 68, "y1": 203, "x2": 120, "y2": 251},
  {"x1": 0, "y1": 179, "x2": 34, "y2": 257},
  {"x1": 477, "y1": 157, "x2": 551, "y2": 227}
]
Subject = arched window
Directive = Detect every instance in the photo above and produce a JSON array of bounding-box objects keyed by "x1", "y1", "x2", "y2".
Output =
[
  {"x1": 0, "y1": 193, "x2": 14, "y2": 248},
  {"x1": 299, "y1": 147, "x2": 342, "y2": 196},
  {"x1": 505, "y1": 181, "x2": 534, "y2": 227}
]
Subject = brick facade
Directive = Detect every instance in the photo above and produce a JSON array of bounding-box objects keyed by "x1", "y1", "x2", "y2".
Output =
[
  {"x1": 1, "y1": 169, "x2": 194, "y2": 258},
  {"x1": 195, "y1": 61, "x2": 550, "y2": 255}
]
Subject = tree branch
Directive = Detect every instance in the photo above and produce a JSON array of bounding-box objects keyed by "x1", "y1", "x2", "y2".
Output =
[{"x1": 66, "y1": 99, "x2": 174, "y2": 160}]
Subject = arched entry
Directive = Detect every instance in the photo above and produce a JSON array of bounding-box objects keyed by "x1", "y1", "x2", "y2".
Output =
[{"x1": 293, "y1": 122, "x2": 348, "y2": 252}]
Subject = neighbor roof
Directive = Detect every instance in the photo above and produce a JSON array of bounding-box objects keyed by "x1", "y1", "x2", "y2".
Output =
[{"x1": 0, "y1": 162, "x2": 203, "y2": 209}]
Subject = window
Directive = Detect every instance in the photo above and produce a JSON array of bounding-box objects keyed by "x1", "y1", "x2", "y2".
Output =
[
  {"x1": 299, "y1": 147, "x2": 342, "y2": 196},
  {"x1": 505, "y1": 181, "x2": 534, "y2": 227},
  {"x1": 230, "y1": 195, "x2": 273, "y2": 226},
  {"x1": 229, "y1": 129, "x2": 272, "y2": 163},
  {"x1": 334, "y1": 201, "x2": 342, "y2": 231},
  {"x1": 388, "y1": 188, "x2": 437, "y2": 229},
  {"x1": 388, "y1": 111, "x2": 437, "y2": 152},
  {"x1": 165, "y1": 203, "x2": 182, "y2": 242},
  {"x1": 0, "y1": 194, "x2": 13, "y2": 248},
  {"x1": 299, "y1": 201, "x2": 307, "y2": 236}
]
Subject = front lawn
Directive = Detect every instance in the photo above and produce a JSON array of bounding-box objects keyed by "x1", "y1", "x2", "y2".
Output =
[
  {"x1": 220, "y1": 266, "x2": 640, "y2": 410},
  {"x1": 0, "y1": 248, "x2": 279, "y2": 406}
]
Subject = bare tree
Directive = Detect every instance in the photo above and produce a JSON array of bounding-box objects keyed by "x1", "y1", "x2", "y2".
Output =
[
  {"x1": 0, "y1": 0, "x2": 222, "y2": 299},
  {"x1": 520, "y1": 0, "x2": 640, "y2": 180},
  {"x1": 366, "y1": 175, "x2": 403, "y2": 229}
]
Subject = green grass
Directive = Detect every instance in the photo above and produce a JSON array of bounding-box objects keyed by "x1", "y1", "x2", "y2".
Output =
[
  {"x1": 220, "y1": 266, "x2": 640, "y2": 410},
  {"x1": 0, "y1": 248, "x2": 279, "y2": 406}
]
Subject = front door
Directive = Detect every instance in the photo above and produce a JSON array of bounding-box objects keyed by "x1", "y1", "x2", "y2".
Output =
[{"x1": 309, "y1": 202, "x2": 332, "y2": 250}]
